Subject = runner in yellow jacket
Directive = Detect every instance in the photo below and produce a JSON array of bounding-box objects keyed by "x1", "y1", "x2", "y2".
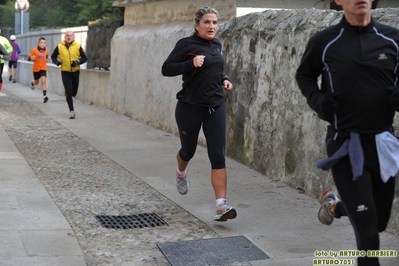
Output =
[{"x1": 51, "y1": 30, "x2": 87, "y2": 119}]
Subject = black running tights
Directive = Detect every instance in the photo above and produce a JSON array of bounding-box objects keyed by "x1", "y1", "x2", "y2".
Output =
[
  {"x1": 327, "y1": 136, "x2": 396, "y2": 266},
  {"x1": 61, "y1": 71, "x2": 80, "y2": 111},
  {"x1": 175, "y1": 101, "x2": 226, "y2": 169}
]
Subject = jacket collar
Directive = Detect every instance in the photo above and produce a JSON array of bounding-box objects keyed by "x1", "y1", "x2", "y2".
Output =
[{"x1": 340, "y1": 16, "x2": 374, "y2": 32}]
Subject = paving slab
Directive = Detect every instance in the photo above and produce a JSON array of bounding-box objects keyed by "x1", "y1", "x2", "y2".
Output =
[{"x1": 0, "y1": 101, "x2": 86, "y2": 265}]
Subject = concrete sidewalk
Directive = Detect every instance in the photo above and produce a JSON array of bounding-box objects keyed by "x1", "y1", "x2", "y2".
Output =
[
  {"x1": 0, "y1": 80, "x2": 398, "y2": 266},
  {"x1": 0, "y1": 92, "x2": 86, "y2": 264}
]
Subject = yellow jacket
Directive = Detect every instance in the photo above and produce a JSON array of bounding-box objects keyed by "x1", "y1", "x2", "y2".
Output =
[
  {"x1": 57, "y1": 40, "x2": 81, "y2": 72},
  {"x1": 0, "y1": 36, "x2": 13, "y2": 64}
]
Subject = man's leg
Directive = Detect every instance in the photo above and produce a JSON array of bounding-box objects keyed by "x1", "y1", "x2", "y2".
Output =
[
  {"x1": 372, "y1": 168, "x2": 395, "y2": 233},
  {"x1": 40, "y1": 73, "x2": 48, "y2": 103},
  {"x1": 71, "y1": 71, "x2": 80, "y2": 97},
  {"x1": 61, "y1": 72, "x2": 74, "y2": 112},
  {"x1": 13, "y1": 63, "x2": 17, "y2": 82},
  {"x1": 329, "y1": 140, "x2": 380, "y2": 266}
]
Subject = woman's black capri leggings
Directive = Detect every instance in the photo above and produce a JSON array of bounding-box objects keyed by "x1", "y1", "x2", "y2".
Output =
[{"x1": 175, "y1": 101, "x2": 226, "y2": 169}]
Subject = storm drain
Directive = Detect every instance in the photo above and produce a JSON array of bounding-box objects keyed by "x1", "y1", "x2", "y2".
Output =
[
  {"x1": 96, "y1": 213, "x2": 167, "y2": 229},
  {"x1": 157, "y1": 235, "x2": 269, "y2": 266}
]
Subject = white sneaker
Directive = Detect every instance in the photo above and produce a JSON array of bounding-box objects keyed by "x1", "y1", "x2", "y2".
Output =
[
  {"x1": 214, "y1": 200, "x2": 237, "y2": 222},
  {"x1": 69, "y1": 111, "x2": 76, "y2": 119},
  {"x1": 176, "y1": 170, "x2": 189, "y2": 195}
]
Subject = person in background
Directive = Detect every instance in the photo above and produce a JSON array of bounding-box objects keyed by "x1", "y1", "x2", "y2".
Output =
[
  {"x1": 162, "y1": 6, "x2": 236, "y2": 222},
  {"x1": 0, "y1": 41, "x2": 11, "y2": 67},
  {"x1": 29, "y1": 37, "x2": 50, "y2": 103},
  {"x1": 8, "y1": 35, "x2": 21, "y2": 83},
  {"x1": 296, "y1": 0, "x2": 398, "y2": 265},
  {"x1": 0, "y1": 28, "x2": 13, "y2": 91},
  {"x1": 51, "y1": 30, "x2": 87, "y2": 119}
]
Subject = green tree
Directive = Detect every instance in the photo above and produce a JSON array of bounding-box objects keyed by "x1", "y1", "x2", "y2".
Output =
[
  {"x1": 1, "y1": 0, "x2": 122, "y2": 30},
  {"x1": 77, "y1": 0, "x2": 122, "y2": 24},
  {"x1": 0, "y1": 0, "x2": 16, "y2": 28}
]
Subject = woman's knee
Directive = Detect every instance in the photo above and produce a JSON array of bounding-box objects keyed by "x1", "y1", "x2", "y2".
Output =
[
  {"x1": 210, "y1": 156, "x2": 225, "y2": 169},
  {"x1": 179, "y1": 149, "x2": 194, "y2": 162}
]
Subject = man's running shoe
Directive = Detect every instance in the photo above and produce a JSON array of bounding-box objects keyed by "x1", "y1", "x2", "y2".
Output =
[
  {"x1": 43, "y1": 96, "x2": 49, "y2": 103},
  {"x1": 30, "y1": 82, "x2": 35, "y2": 90},
  {"x1": 176, "y1": 170, "x2": 189, "y2": 195},
  {"x1": 69, "y1": 111, "x2": 76, "y2": 119},
  {"x1": 214, "y1": 200, "x2": 237, "y2": 222},
  {"x1": 318, "y1": 188, "x2": 340, "y2": 225},
  {"x1": 9, "y1": 75, "x2": 12, "y2": 81},
  {"x1": 12, "y1": 78, "x2": 16, "y2": 83}
]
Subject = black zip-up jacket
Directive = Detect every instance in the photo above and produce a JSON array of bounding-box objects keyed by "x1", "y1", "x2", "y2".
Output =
[
  {"x1": 162, "y1": 33, "x2": 229, "y2": 107},
  {"x1": 296, "y1": 16, "x2": 399, "y2": 134}
]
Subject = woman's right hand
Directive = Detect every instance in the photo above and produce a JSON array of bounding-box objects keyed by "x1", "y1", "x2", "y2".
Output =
[{"x1": 193, "y1": 55, "x2": 205, "y2": 68}]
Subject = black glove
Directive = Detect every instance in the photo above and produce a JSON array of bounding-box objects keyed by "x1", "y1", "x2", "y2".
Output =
[
  {"x1": 386, "y1": 87, "x2": 399, "y2": 111},
  {"x1": 71, "y1": 60, "x2": 80, "y2": 67},
  {"x1": 56, "y1": 60, "x2": 61, "y2": 66},
  {"x1": 317, "y1": 93, "x2": 337, "y2": 121}
]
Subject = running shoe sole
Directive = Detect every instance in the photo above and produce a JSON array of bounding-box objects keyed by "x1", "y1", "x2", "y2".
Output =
[
  {"x1": 318, "y1": 205, "x2": 333, "y2": 225},
  {"x1": 214, "y1": 208, "x2": 237, "y2": 222}
]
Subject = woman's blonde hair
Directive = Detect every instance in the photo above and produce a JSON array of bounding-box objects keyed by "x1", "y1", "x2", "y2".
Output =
[{"x1": 194, "y1": 6, "x2": 219, "y2": 27}]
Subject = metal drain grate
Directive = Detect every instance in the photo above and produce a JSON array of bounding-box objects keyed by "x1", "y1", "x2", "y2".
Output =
[
  {"x1": 157, "y1": 235, "x2": 269, "y2": 266},
  {"x1": 96, "y1": 213, "x2": 168, "y2": 229}
]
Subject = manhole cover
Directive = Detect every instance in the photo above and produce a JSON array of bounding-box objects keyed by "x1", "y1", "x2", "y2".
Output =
[
  {"x1": 157, "y1": 235, "x2": 269, "y2": 266},
  {"x1": 96, "y1": 213, "x2": 167, "y2": 229}
]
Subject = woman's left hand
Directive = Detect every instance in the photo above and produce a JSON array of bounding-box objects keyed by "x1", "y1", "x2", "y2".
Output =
[{"x1": 223, "y1": 80, "x2": 233, "y2": 91}]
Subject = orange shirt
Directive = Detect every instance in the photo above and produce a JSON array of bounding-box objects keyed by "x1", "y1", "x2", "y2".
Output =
[{"x1": 29, "y1": 47, "x2": 49, "y2": 72}]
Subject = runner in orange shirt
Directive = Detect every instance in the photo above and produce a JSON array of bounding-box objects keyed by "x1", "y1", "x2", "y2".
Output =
[{"x1": 28, "y1": 37, "x2": 50, "y2": 103}]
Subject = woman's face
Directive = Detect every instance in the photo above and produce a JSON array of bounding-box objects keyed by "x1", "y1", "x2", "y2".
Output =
[{"x1": 195, "y1": 13, "x2": 218, "y2": 40}]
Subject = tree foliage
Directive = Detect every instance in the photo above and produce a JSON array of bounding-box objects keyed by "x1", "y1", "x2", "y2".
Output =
[{"x1": 0, "y1": 0, "x2": 123, "y2": 29}]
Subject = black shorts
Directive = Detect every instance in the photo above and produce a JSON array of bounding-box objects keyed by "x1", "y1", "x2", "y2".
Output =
[{"x1": 33, "y1": 70, "x2": 47, "y2": 80}]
